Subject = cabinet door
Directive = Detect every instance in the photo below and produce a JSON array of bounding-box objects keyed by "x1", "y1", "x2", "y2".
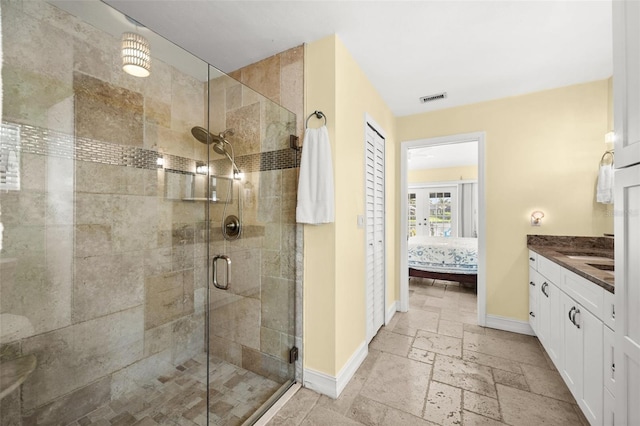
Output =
[
  {"x1": 580, "y1": 306, "x2": 603, "y2": 425},
  {"x1": 604, "y1": 325, "x2": 616, "y2": 395},
  {"x1": 604, "y1": 388, "x2": 615, "y2": 426},
  {"x1": 546, "y1": 281, "x2": 562, "y2": 368},
  {"x1": 537, "y1": 279, "x2": 550, "y2": 345},
  {"x1": 613, "y1": 0, "x2": 640, "y2": 168},
  {"x1": 614, "y1": 165, "x2": 640, "y2": 425},
  {"x1": 561, "y1": 292, "x2": 583, "y2": 399},
  {"x1": 529, "y1": 268, "x2": 539, "y2": 333}
]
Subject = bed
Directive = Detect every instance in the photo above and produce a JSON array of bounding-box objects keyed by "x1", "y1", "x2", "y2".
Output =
[{"x1": 408, "y1": 236, "x2": 478, "y2": 286}]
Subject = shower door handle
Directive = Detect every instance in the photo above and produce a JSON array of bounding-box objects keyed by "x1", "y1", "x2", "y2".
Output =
[{"x1": 212, "y1": 255, "x2": 231, "y2": 290}]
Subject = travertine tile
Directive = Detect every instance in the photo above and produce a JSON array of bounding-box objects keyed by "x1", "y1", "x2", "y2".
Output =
[
  {"x1": 268, "y1": 388, "x2": 320, "y2": 425},
  {"x1": 496, "y1": 384, "x2": 582, "y2": 426},
  {"x1": 423, "y1": 381, "x2": 462, "y2": 426},
  {"x1": 359, "y1": 352, "x2": 431, "y2": 417},
  {"x1": 144, "y1": 270, "x2": 194, "y2": 330},
  {"x1": 408, "y1": 347, "x2": 436, "y2": 364},
  {"x1": 317, "y1": 373, "x2": 367, "y2": 415},
  {"x1": 413, "y1": 330, "x2": 462, "y2": 358},
  {"x1": 300, "y1": 406, "x2": 362, "y2": 426},
  {"x1": 437, "y1": 319, "x2": 464, "y2": 338},
  {"x1": 462, "y1": 411, "x2": 509, "y2": 426},
  {"x1": 484, "y1": 328, "x2": 538, "y2": 344},
  {"x1": 462, "y1": 350, "x2": 522, "y2": 374},
  {"x1": 463, "y1": 332, "x2": 548, "y2": 368},
  {"x1": 21, "y1": 307, "x2": 144, "y2": 410},
  {"x1": 347, "y1": 395, "x2": 437, "y2": 426},
  {"x1": 463, "y1": 390, "x2": 501, "y2": 421},
  {"x1": 520, "y1": 363, "x2": 574, "y2": 402},
  {"x1": 391, "y1": 308, "x2": 439, "y2": 336},
  {"x1": 369, "y1": 329, "x2": 413, "y2": 357},
  {"x1": 432, "y1": 355, "x2": 496, "y2": 398},
  {"x1": 492, "y1": 369, "x2": 529, "y2": 392}
]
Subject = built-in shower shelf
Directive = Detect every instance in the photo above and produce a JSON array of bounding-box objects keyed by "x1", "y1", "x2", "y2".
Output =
[{"x1": 181, "y1": 198, "x2": 218, "y2": 202}]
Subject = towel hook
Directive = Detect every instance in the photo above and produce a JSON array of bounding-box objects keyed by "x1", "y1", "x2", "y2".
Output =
[{"x1": 305, "y1": 110, "x2": 327, "y2": 129}]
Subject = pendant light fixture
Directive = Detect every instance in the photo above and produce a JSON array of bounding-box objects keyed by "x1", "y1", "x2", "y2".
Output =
[{"x1": 121, "y1": 19, "x2": 150, "y2": 78}]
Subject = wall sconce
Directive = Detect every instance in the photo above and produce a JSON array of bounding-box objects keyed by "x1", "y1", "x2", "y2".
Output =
[
  {"x1": 604, "y1": 131, "x2": 615, "y2": 144},
  {"x1": 122, "y1": 32, "x2": 151, "y2": 77},
  {"x1": 196, "y1": 164, "x2": 209, "y2": 175},
  {"x1": 531, "y1": 211, "x2": 545, "y2": 226}
]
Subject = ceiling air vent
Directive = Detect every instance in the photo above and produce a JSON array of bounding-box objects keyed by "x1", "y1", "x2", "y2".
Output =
[{"x1": 419, "y1": 92, "x2": 447, "y2": 104}]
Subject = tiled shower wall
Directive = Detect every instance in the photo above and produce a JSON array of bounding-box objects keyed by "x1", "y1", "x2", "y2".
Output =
[
  {"x1": 0, "y1": 1, "x2": 209, "y2": 424},
  {"x1": 205, "y1": 45, "x2": 303, "y2": 382},
  {"x1": 225, "y1": 47, "x2": 305, "y2": 382}
]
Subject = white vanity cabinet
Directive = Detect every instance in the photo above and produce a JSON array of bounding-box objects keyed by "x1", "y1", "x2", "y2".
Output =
[
  {"x1": 528, "y1": 267, "x2": 539, "y2": 333},
  {"x1": 560, "y1": 290, "x2": 604, "y2": 425},
  {"x1": 528, "y1": 250, "x2": 611, "y2": 425}
]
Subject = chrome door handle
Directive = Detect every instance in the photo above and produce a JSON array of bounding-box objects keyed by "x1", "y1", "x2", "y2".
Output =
[{"x1": 212, "y1": 255, "x2": 231, "y2": 290}]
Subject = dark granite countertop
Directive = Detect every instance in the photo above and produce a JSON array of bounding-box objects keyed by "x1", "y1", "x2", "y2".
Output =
[{"x1": 527, "y1": 235, "x2": 614, "y2": 294}]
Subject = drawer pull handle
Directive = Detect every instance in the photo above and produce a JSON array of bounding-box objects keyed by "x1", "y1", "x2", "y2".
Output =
[{"x1": 541, "y1": 282, "x2": 549, "y2": 298}]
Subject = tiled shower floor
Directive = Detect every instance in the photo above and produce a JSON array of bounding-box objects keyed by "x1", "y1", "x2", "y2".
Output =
[{"x1": 68, "y1": 353, "x2": 281, "y2": 426}]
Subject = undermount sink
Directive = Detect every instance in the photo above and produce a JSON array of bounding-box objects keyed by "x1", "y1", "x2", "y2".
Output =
[
  {"x1": 587, "y1": 263, "x2": 615, "y2": 272},
  {"x1": 566, "y1": 255, "x2": 613, "y2": 262}
]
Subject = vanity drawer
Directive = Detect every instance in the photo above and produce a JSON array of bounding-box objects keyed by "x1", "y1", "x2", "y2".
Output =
[
  {"x1": 538, "y1": 255, "x2": 561, "y2": 285},
  {"x1": 528, "y1": 250, "x2": 538, "y2": 270},
  {"x1": 603, "y1": 289, "x2": 616, "y2": 331},
  {"x1": 561, "y1": 268, "x2": 605, "y2": 321}
]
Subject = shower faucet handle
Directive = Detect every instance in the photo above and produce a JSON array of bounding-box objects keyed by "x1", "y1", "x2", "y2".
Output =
[{"x1": 212, "y1": 255, "x2": 231, "y2": 290}]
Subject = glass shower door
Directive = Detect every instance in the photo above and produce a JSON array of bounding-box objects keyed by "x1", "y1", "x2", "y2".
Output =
[
  {"x1": 0, "y1": 1, "x2": 212, "y2": 424},
  {"x1": 205, "y1": 66, "x2": 298, "y2": 425}
]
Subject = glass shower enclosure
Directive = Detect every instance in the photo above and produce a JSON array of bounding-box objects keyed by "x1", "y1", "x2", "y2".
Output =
[{"x1": 0, "y1": 1, "x2": 298, "y2": 424}]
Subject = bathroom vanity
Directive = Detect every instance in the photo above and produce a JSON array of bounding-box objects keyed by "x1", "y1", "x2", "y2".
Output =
[{"x1": 527, "y1": 235, "x2": 614, "y2": 426}]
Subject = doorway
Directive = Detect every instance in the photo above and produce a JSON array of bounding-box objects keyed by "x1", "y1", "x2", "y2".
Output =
[{"x1": 399, "y1": 133, "x2": 486, "y2": 325}]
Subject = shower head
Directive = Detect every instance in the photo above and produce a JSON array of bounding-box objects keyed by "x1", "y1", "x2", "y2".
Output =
[
  {"x1": 190, "y1": 126, "x2": 241, "y2": 177},
  {"x1": 190, "y1": 127, "x2": 235, "y2": 152}
]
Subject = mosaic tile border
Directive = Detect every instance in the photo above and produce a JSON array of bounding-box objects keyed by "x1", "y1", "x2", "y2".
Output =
[{"x1": 1, "y1": 122, "x2": 299, "y2": 176}]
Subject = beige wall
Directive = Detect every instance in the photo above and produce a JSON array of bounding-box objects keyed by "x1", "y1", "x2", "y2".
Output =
[
  {"x1": 398, "y1": 80, "x2": 614, "y2": 321},
  {"x1": 304, "y1": 35, "x2": 396, "y2": 376},
  {"x1": 409, "y1": 165, "x2": 478, "y2": 184}
]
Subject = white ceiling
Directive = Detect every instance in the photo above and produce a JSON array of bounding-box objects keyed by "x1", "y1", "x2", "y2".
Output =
[
  {"x1": 101, "y1": 0, "x2": 612, "y2": 117},
  {"x1": 408, "y1": 141, "x2": 478, "y2": 171}
]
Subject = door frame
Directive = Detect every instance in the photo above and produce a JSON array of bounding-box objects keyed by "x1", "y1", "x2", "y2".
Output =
[{"x1": 399, "y1": 132, "x2": 486, "y2": 326}]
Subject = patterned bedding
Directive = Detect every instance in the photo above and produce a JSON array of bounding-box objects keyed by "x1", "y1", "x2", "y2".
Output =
[{"x1": 408, "y1": 236, "x2": 478, "y2": 275}]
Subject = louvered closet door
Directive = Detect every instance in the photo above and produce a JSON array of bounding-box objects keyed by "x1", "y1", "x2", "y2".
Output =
[{"x1": 366, "y1": 125, "x2": 385, "y2": 343}]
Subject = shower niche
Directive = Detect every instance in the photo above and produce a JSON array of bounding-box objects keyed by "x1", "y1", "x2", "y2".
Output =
[{"x1": 164, "y1": 171, "x2": 233, "y2": 203}]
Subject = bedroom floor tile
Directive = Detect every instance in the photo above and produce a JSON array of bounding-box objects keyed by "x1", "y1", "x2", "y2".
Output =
[{"x1": 267, "y1": 281, "x2": 579, "y2": 426}]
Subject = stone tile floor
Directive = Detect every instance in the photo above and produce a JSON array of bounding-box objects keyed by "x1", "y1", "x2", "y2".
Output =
[
  {"x1": 267, "y1": 278, "x2": 589, "y2": 426},
  {"x1": 67, "y1": 354, "x2": 281, "y2": 426}
]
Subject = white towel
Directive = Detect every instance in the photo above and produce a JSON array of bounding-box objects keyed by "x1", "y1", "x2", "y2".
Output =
[
  {"x1": 296, "y1": 126, "x2": 335, "y2": 224},
  {"x1": 596, "y1": 163, "x2": 614, "y2": 204}
]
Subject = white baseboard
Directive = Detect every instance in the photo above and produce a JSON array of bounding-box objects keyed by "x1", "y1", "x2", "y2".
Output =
[
  {"x1": 303, "y1": 341, "x2": 368, "y2": 399},
  {"x1": 485, "y1": 314, "x2": 535, "y2": 336},
  {"x1": 385, "y1": 301, "x2": 397, "y2": 325}
]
